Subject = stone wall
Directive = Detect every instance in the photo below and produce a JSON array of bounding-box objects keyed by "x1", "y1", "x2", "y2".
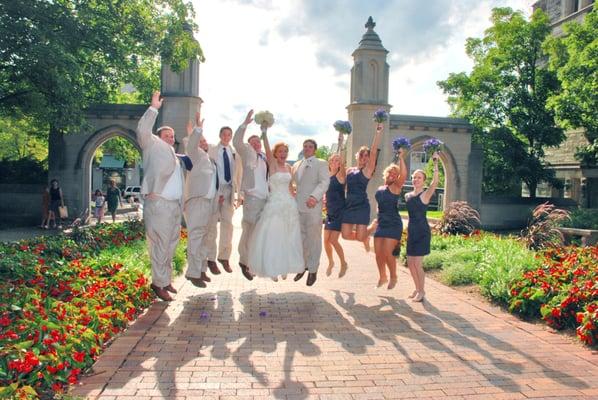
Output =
[
  {"x1": 0, "y1": 184, "x2": 46, "y2": 227},
  {"x1": 544, "y1": 129, "x2": 588, "y2": 166},
  {"x1": 480, "y1": 195, "x2": 577, "y2": 230}
]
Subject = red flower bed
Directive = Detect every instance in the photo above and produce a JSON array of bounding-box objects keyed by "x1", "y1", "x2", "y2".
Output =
[
  {"x1": 509, "y1": 246, "x2": 598, "y2": 346},
  {"x1": 0, "y1": 221, "x2": 154, "y2": 399}
]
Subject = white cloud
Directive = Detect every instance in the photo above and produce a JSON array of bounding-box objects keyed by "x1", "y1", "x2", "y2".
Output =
[{"x1": 191, "y1": 0, "x2": 531, "y2": 157}]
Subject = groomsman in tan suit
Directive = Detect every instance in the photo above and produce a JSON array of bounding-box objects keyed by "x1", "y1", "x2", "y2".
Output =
[
  {"x1": 137, "y1": 91, "x2": 184, "y2": 301},
  {"x1": 292, "y1": 139, "x2": 329, "y2": 286},
  {"x1": 232, "y1": 110, "x2": 269, "y2": 280},
  {"x1": 182, "y1": 109, "x2": 219, "y2": 288},
  {"x1": 205, "y1": 125, "x2": 241, "y2": 274}
]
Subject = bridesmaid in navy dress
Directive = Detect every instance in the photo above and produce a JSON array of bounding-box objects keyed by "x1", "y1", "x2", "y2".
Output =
[
  {"x1": 341, "y1": 123, "x2": 384, "y2": 247},
  {"x1": 373, "y1": 149, "x2": 407, "y2": 289},
  {"x1": 405, "y1": 152, "x2": 440, "y2": 302},
  {"x1": 323, "y1": 153, "x2": 348, "y2": 277}
]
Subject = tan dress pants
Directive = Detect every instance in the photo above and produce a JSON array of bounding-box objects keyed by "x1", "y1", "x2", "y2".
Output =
[
  {"x1": 238, "y1": 194, "x2": 267, "y2": 267},
  {"x1": 184, "y1": 197, "x2": 215, "y2": 279},
  {"x1": 144, "y1": 197, "x2": 182, "y2": 287},
  {"x1": 206, "y1": 185, "x2": 234, "y2": 261},
  {"x1": 299, "y1": 210, "x2": 323, "y2": 273}
]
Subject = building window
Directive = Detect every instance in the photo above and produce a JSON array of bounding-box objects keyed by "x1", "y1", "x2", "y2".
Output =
[
  {"x1": 564, "y1": 178, "x2": 572, "y2": 198},
  {"x1": 410, "y1": 151, "x2": 427, "y2": 178}
]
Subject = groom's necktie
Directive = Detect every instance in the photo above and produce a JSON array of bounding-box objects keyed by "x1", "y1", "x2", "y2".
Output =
[{"x1": 223, "y1": 147, "x2": 231, "y2": 183}]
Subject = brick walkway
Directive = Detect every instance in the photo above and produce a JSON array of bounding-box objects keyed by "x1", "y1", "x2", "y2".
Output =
[{"x1": 72, "y1": 222, "x2": 598, "y2": 400}]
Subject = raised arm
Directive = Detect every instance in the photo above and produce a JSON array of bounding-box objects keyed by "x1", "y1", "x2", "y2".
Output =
[
  {"x1": 232, "y1": 110, "x2": 254, "y2": 157},
  {"x1": 421, "y1": 152, "x2": 440, "y2": 204},
  {"x1": 396, "y1": 148, "x2": 408, "y2": 189},
  {"x1": 262, "y1": 127, "x2": 273, "y2": 166},
  {"x1": 363, "y1": 123, "x2": 383, "y2": 178},
  {"x1": 136, "y1": 91, "x2": 162, "y2": 150},
  {"x1": 184, "y1": 111, "x2": 205, "y2": 164}
]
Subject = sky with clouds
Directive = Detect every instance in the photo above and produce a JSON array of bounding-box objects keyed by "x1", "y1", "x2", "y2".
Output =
[{"x1": 191, "y1": 0, "x2": 533, "y2": 157}]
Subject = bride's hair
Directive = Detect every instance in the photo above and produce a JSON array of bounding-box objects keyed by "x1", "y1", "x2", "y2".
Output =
[{"x1": 273, "y1": 142, "x2": 289, "y2": 159}]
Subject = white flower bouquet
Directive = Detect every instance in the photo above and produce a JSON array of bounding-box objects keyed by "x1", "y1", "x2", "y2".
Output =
[{"x1": 254, "y1": 110, "x2": 275, "y2": 129}]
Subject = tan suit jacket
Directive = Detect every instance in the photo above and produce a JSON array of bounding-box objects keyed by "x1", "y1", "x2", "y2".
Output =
[
  {"x1": 136, "y1": 107, "x2": 179, "y2": 199},
  {"x1": 182, "y1": 127, "x2": 217, "y2": 204},
  {"x1": 232, "y1": 123, "x2": 259, "y2": 195},
  {"x1": 292, "y1": 157, "x2": 330, "y2": 214}
]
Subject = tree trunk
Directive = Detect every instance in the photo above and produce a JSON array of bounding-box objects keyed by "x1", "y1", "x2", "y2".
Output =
[{"x1": 48, "y1": 125, "x2": 66, "y2": 171}]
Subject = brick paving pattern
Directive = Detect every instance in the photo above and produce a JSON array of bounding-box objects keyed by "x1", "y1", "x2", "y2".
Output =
[{"x1": 72, "y1": 222, "x2": 598, "y2": 399}]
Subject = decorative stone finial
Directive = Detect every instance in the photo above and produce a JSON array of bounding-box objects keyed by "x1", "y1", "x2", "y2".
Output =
[{"x1": 365, "y1": 16, "x2": 376, "y2": 31}]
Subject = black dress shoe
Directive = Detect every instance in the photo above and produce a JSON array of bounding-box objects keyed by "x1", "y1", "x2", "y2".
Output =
[
  {"x1": 218, "y1": 259, "x2": 233, "y2": 273},
  {"x1": 306, "y1": 272, "x2": 317, "y2": 286},
  {"x1": 239, "y1": 263, "x2": 254, "y2": 281},
  {"x1": 151, "y1": 284, "x2": 173, "y2": 301},
  {"x1": 164, "y1": 284, "x2": 178, "y2": 294},
  {"x1": 207, "y1": 260, "x2": 220, "y2": 275},
  {"x1": 186, "y1": 276, "x2": 207, "y2": 288},
  {"x1": 200, "y1": 272, "x2": 211, "y2": 282},
  {"x1": 294, "y1": 269, "x2": 308, "y2": 282}
]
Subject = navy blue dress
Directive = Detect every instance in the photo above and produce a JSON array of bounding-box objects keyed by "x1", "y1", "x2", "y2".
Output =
[
  {"x1": 342, "y1": 169, "x2": 370, "y2": 225},
  {"x1": 374, "y1": 186, "x2": 403, "y2": 241},
  {"x1": 406, "y1": 192, "x2": 431, "y2": 256},
  {"x1": 325, "y1": 175, "x2": 346, "y2": 231}
]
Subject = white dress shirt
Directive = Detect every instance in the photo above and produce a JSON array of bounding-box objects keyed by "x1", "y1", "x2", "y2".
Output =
[
  {"x1": 245, "y1": 153, "x2": 268, "y2": 199},
  {"x1": 216, "y1": 143, "x2": 235, "y2": 186},
  {"x1": 160, "y1": 159, "x2": 183, "y2": 201}
]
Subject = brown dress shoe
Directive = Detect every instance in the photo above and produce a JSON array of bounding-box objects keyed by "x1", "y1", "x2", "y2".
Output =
[
  {"x1": 186, "y1": 276, "x2": 207, "y2": 288},
  {"x1": 294, "y1": 269, "x2": 308, "y2": 282},
  {"x1": 239, "y1": 263, "x2": 254, "y2": 281},
  {"x1": 306, "y1": 272, "x2": 317, "y2": 286},
  {"x1": 200, "y1": 272, "x2": 211, "y2": 282},
  {"x1": 207, "y1": 260, "x2": 220, "y2": 275},
  {"x1": 151, "y1": 284, "x2": 173, "y2": 301},
  {"x1": 218, "y1": 259, "x2": 233, "y2": 273},
  {"x1": 164, "y1": 284, "x2": 178, "y2": 294}
]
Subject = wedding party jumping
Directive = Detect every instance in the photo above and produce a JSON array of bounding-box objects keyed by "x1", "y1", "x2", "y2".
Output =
[{"x1": 137, "y1": 91, "x2": 441, "y2": 301}]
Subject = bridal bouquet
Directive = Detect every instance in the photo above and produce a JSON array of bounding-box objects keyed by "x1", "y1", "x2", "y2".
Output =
[
  {"x1": 333, "y1": 120, "x2": 352, "y2": 135},
  {"x1": 423, "y1": 138, "x2": 443, "y2": 156},
  {"x1": 392, "y1": 136, "x2": 411, "y2": 151},
  {"x1": 392, "y1": 136, "x2": 410, "y2": 162},
  {"x1": 254, "y1": 111, "x2": 275, "y2": 129},
  {"x1": 373, "y1": 108, "x2": 388, "y2": 123}
]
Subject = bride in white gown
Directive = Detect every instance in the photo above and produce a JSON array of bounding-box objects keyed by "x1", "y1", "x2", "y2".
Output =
[{"x1": 248, "y1": 128, "x2": 305, "y2": 279}]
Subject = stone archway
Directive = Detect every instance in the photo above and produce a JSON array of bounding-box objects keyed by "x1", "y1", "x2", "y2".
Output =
[
  {"x1": 76, "y1": 125, "x2": 142, "y2": 218},
  {"x1": 407, "y1": 135, "x2": 460, "y2": 210}
]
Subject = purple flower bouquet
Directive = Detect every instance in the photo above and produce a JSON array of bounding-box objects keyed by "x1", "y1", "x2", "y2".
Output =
[
  {"x1": 333, "y1": 120, "x2": 352, "y2": 135},
  {"x1": 392, "y1": 136, "x2": 411, "y2": 151},
  {"x1": 423, "y1": 138, "x2": 443, "y2": 156},
  {"x1": 373, "y1": 108, "x2": 388, "y2": 123}
]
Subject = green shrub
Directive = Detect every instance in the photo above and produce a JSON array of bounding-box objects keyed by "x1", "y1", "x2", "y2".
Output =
[
  {"x1": 422, "y1": 251, "x2": 446, "y2": 271},
  {"x1": 561, "y1": 208, "x2": 598, "y2": 230},
  {"x1": 440, "y1": 260, "x2": 479, "y2": 285}
]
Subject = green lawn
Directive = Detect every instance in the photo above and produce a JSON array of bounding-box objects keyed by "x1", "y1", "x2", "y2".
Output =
[{"x1": 400, "y1": 210, "x2": 443, "y2": 219}]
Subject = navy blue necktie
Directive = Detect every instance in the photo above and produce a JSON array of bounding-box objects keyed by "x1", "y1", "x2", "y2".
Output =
[
  {"x1": 176, "y1": 154, "x2": 193, "y2": 171},
  {"x1": 223, "y1": 147, "x2": 231, "y2": 183}
]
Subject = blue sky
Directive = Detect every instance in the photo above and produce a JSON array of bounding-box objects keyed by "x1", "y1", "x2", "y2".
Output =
[{"x1": 191, "y1": 0, "x2": 533, "y2": 156}]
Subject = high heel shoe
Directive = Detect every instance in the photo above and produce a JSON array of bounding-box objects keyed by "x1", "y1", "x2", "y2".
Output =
[
  {"x1": 338, "y1": 262, "x2": 348, "y2": 278},
  {"x1": 412, "y1": 291, "x2": 425, "y2": 302},
  {"x1": 387, "y1": 278, "x2": 397, "y2": 290},
  {"x1": 376, "y1": 278, "x2": 388, "y2": 288},
  {"x1": 407, "y1": 290, "x2": 418, "y2": 299},
  {"x1": 326, "y1": 263, "x2": 334, "y2": 277}
]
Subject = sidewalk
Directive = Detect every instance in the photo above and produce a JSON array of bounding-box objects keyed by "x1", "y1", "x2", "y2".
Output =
[{"x1": 71, "y1": 221, "x2": 598, "y2": 400}]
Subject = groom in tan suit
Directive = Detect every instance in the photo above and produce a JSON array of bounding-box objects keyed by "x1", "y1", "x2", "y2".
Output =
[
  {"x1": 233, "y1": 110, "x2": 269, "y2": 280},
  {"x1": 205, "y1": 125, "x2": 241, "y2": 275},
  {"x1": 182, "y1": 109, "x2": 219, "y2": 289},
  {"x1": 137, "y1": 91, "x2": 183, "y2": 301},
  {"x1": 292, "y1": 139, "x2": 329, "y2": 286}
]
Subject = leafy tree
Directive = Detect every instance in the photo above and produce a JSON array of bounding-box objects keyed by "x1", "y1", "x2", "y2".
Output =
[
  {"x1": 438, "y1": 8, "x2": 564, "y2": 197},
  {"x1": 0, "y1": 114, "x2": 47, "y2": 162},
  {"x1": 315, "y1": 145, "x2": 333, "y2": 161},
  {"x1": 545, "y1": 10, "x2": 598, "y2": 166},
  {"x1": 0, "y1": 0, "x2": 204, "y2": 135},
  {"x1": 94, "y1": 137, "x2": 141, "y2": 166}
]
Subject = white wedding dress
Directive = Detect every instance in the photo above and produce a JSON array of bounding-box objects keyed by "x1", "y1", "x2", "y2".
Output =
[{"x1": 248, "y1": 172, "x2": 305, "y2": 278}]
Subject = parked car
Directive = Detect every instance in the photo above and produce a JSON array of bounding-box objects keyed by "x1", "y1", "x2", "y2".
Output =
[{"x1": 123, "y1": 186, "x2": 141, "y2": 202}]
